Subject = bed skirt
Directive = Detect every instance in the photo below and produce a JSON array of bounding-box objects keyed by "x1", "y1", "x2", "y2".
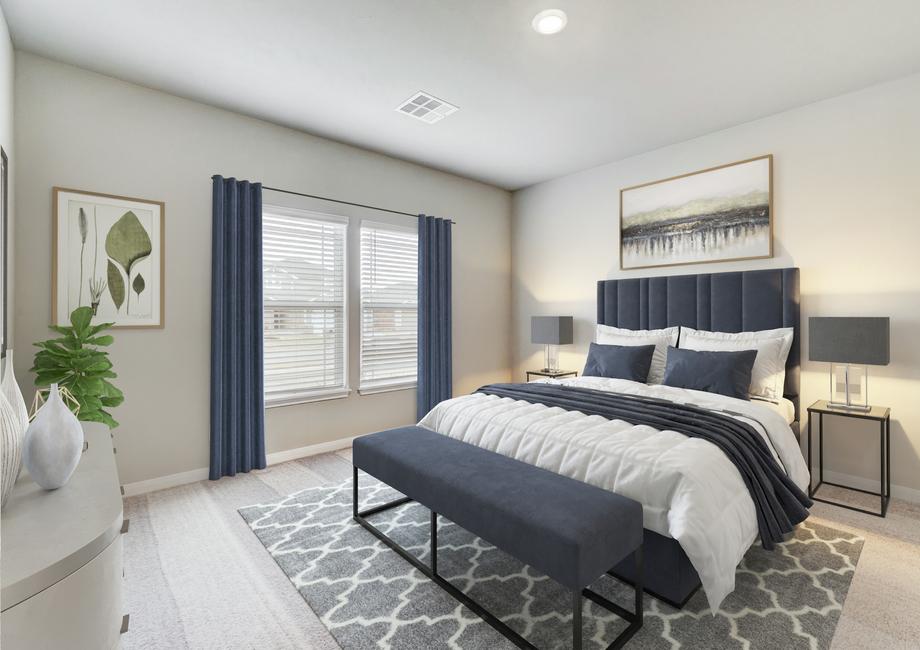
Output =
[{"x1": 612, "y1": 529, "x2": 701, "y2": 608}]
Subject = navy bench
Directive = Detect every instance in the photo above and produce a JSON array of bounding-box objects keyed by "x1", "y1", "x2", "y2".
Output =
[{"x1": 352, "y1": 426, "x2": 644, "y2": 649}]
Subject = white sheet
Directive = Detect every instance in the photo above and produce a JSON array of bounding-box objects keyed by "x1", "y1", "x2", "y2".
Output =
[
  {"x1": 418, "y1": 376, "x2": 809, "y2": 611},
  {"x1": 755, "y1": 396, "x2": 796, "y2": 424}
]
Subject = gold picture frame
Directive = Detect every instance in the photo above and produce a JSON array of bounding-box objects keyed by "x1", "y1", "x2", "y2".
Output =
[
  {"x1": 52, "y1": 187, "x2": 165, "y2": 329},
  {"x1": 619, "y1": 154, "x2": 773, "y2": 270}
]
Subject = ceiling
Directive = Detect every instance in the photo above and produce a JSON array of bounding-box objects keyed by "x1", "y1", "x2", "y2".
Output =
[{"x1": 4, "y1": 0, "x2": 920, "y2": 189}]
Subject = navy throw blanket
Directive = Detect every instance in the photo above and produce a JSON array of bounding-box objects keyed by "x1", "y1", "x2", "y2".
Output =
[{"x1": 476, "y1": 383, "x2": 811, "y2": 550}]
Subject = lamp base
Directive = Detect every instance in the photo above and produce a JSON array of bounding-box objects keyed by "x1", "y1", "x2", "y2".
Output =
[
  {"x1": 543, "y1": 344, "x2": 559, "y2": 373},
  {"x1": 825, "y1": 401, "x2": 872, "y2": 413},
  {"x1": 828, "y1": 364, "x2": 870, "y2": 411}
]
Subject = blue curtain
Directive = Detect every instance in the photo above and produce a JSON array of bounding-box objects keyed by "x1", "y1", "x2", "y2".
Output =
[
  {"x1": 210, "y1": 176, "x2": 266, "y2": 480},
  {"x1": 417, "y1": 215, "x2": 452, "y2": 420}
]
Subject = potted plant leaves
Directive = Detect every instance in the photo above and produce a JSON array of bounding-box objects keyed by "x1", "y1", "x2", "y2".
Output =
[{"x1": 30, "y1": 306, "x2": 124, "y2": 428}]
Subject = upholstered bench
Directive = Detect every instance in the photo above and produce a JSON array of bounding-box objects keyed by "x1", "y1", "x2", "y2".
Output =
[{"x1": 352, "y1": 426, "x2": 644, "y2": 649}]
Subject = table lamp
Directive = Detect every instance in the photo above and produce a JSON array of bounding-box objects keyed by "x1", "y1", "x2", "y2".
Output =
[
  {"x1": 531, "y1": 316, "x2": 573, "y2": 373},
  {"x1": 809, "y1": 316, "x2": 890, "y2": 411}
]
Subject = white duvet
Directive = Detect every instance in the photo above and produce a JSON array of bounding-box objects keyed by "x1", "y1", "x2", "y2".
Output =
[{"x1": 418, "y1": 376, "x2": 809, "y2": 611}]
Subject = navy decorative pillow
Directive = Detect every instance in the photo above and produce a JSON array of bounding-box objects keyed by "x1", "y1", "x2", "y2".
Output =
[
  {"x1": 662, "y1": 346, "x2": 757, "y2": 399},
  {"x1": 582, "y1": 343, "x2": 656, "y2": 383}
]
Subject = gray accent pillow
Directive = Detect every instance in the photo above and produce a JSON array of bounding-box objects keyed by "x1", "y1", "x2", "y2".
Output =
[
  {"x1": 662, "y1": 346, "x2": 757, "y2": 400},
  {"x1": 582, "y1": 343, "x2": 656, "y2": 383}
]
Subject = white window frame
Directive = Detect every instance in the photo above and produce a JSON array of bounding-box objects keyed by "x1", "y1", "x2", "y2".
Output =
[
  {"x1": 358, "y1": 220, "x2": 418, "y2": 395},
  {"x1": 262, "y1": 204, "x2": 350, "y2": 408}
]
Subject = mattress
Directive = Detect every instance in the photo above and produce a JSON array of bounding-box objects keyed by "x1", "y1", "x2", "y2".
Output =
[
  {"x1": 754, "y1": 396, "x2": 796, "y2": 424},
  {"x1": 418, "y1": 375, "x2": 809, "y2": 610}
]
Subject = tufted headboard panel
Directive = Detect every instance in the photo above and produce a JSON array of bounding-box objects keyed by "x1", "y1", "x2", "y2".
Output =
[{"x1": 597, "y1": 267, "x2": 800, "y2": 424}]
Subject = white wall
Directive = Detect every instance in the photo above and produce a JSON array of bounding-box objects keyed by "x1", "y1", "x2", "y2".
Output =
[
  {"x1": 0, "y1": 7, "x2": 13, "y2": 351},
  {"x1": 512, "y1": 73, "x2": 920, "y2": 499},
  {"x1": 14, "y1": 52, "x2": 512, "y2": 486}
]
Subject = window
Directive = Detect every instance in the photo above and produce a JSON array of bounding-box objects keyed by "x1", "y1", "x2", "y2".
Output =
[
  {"x1": 263, "y1": 207, "x2": 347, "y2": 406},
  {"x1": 360, "y1": 223, "x2": 418, "y2": 392}
]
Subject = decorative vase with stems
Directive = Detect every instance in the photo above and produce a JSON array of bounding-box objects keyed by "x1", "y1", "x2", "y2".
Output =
[{"x1": 20, "y1": 307, "x2": 124, "y2": 492}]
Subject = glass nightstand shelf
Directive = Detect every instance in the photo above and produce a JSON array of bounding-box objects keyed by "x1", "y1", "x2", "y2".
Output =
[{"x1": 525, "y1": 369, "x2": 578, "y2": 382}]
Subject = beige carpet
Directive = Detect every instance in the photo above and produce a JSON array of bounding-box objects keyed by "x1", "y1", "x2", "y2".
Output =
[{"x1": 122, "y1": 449, "x2": 920, "y2": 649}]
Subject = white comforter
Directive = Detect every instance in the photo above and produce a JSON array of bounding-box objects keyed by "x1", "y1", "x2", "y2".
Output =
[{"x1": 418, "y1": 376, "x2": 809, "y2": 610}]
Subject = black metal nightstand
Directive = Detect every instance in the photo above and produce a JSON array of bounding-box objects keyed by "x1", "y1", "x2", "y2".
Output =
[
  {"x1": 526, "y1": 369, "x2": 578, "y2": 382},
  {"x1": 806, "y1": 400, "x2": 891, "y2": 517}
]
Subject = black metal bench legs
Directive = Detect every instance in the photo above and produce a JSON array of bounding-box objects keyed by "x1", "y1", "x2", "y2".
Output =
[
  {"x1": 580, "y1": 546, "x2": 644, "y2": 649},
  {"x1": 353, "y1": 467, "x2": 644, "y2": 649}
]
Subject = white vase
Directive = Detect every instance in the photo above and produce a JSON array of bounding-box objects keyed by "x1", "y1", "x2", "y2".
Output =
[
  {"x1": 22, "y1": 383, "x2": 84, "y2": 490},
  {"x1": 1, "y1": 351, "x2": 30, "y2": 476},
  {"x1": 0, "y1": 391, "x2": 23, "y2": 507}
]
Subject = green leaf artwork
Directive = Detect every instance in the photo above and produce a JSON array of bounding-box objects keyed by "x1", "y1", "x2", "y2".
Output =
[
  {"x1": 78, "y1": 207, "x2": 88, "y2": 305},
  {"x1": 107, "y1": 259, "x2": 125, "y2": 312},
  {"x1": 132, "y1": 273, "x2": 145, "y2": 297},
  {"x1": 105, "y1": 211, "x2": 152, "y2": 315},
  {"x1": 31, "y1": 306, "x2": 123, "y2": 428}
]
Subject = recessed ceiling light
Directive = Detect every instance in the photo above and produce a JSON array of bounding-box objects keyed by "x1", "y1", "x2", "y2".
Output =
[
  {"x1": 395, "y1": 91, "x2": 459, "y2": 124},
  {"x1": 532, "y1": 9, "x2": 567, "y2": 35}
]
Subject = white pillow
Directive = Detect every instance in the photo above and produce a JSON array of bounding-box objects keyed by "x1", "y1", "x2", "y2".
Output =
[
  {"x1": 678, "y1": 327, "x2": 793, "y2": 400},
  {"x1": 596, "y1": 325, "x2": 679, "y2": 384}
]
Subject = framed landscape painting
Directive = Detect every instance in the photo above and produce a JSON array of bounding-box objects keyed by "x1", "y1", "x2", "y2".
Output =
[
  {"x1": 620, "y1": 155, "x2": 773, "y2": 270},
  {"x1": 53, "y1": 188, "x2": 165, "y2": 328}
]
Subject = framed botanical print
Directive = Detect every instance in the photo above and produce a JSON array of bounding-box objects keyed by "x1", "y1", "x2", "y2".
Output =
[
  {"x1": 53, "y1": 187, "x2": 165, "y2": 328},
  {"x1": 620, "y1": 154, "x2": 773, "y2": 270}
]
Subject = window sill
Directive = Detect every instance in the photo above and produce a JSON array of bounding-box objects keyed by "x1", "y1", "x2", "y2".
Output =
[
  {"x1": 357, "y1": 382, "x2": 417, "y2": 396},
  {"x1": 266, "y1": 389, "x2": 352, "y2": 408}
]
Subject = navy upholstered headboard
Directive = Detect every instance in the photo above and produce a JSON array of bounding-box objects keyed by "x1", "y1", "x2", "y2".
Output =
[{"x1": 597, "y1": 267, "x2": 800, "y2": 423}]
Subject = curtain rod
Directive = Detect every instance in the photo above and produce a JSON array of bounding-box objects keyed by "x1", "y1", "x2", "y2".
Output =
[{"x1": 262, "y1": 185, "x2": 456, "y2": 224}]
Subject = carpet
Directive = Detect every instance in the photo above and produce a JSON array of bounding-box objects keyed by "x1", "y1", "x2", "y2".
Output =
[{"x1": 240, "y1": 476, "x2": 863, "y2": 649}]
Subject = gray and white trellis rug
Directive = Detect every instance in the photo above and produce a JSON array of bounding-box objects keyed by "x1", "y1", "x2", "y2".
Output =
[{"x1": 240, "y1": 477, "x2": 863, "y2": 650}]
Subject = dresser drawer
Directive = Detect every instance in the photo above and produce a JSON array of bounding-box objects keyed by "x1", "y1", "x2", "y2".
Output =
[{"x1": 1, "y1": 534, "x2": 123, "y2": 650}]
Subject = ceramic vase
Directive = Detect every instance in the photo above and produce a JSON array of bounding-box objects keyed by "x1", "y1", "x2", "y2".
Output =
[
  {"x1": 22, "y1": 383, "x2": 84, "y2": 490},
  {"x1": 0, "y1": 350, "x2": 29, "y2": 507},
  {"x1": 0, "y1": 391, "x2": 23, "y2": 507}
]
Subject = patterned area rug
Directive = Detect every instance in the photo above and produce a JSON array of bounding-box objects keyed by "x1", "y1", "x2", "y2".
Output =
[{"x1": 240, "y1": 476, "x2": 863, "y2": 650}]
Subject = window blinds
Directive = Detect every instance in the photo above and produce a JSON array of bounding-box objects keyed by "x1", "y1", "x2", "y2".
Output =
[
  {"x1": 263, "y1": 209, "x2": 347, "y2": 405},
  {"x1": 360, "y1": 223, "x2": 418, "y2": 391}
]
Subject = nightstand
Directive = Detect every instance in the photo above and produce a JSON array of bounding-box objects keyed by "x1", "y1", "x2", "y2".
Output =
[
  {"x1": 526, "y1": 369, "x2": 578, "y2": 382},
  {"x1": 806, "y1": 400, "x2": 891, "y2": 517}
]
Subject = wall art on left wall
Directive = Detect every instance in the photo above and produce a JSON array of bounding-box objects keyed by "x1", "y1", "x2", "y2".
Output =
[{"x1": 53, "y1": 188, "x2": 165, "y2": 328}]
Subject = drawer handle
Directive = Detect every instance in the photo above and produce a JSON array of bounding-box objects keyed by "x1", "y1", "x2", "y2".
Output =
[
  {"x1": 121, "y1": 614, "x2": 130, "y2": 634},
  {"x1": 121, "y1": 519, "x2": 130, "y2": 534}
]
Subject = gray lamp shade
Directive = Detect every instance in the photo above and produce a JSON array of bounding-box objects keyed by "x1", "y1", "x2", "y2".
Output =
[
  {"x1": 808, "y1": 317, "x2": 890, "y2": 365},
  {"x1": 531, "y1": 316, "x2": 573, "y2": 345}
]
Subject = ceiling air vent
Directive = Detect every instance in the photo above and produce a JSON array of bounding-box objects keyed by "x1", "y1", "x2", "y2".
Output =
[{"x1": 395, "y1": 91, "x2": 458, "y2": 124}]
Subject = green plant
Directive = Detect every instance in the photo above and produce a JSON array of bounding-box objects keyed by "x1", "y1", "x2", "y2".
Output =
[{"x1": 31, "y1": 306, "x2": 124, "y2": 428}]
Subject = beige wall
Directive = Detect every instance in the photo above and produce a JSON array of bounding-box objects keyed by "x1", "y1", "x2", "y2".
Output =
[
  {"x1": 1, "y1": 8, "x2": 13, "y2": 350},
  {"x1": 14, "y1": 52, "x2": 512, "y2": 486},
  {"x1": 512, "y1": 73, "x2": 920, "y2": 500}
]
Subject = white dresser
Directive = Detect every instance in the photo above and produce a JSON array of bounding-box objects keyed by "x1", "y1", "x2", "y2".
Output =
[{"x1": 1, "y1": 423, "x2": 126, "y2": 649}]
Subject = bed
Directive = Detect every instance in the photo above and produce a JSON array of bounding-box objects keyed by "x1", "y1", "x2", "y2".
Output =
[{"x1": 419, "y1": 267, "x2": 807, "y2": 610}]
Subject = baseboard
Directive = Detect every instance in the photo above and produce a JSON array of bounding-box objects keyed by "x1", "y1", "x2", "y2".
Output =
[
  {"x1": 265, "y1": 435, "x2": 359, "y2": 464},
  {"x1": 821, "y1": 470, "x2": 920, "y2": 505},
  {"x1": 122, "y1": 435, "x2": 357, "y2": 497},
  {"x1": 122, "y1": 467, "x2": 210, "y2": 497}
]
